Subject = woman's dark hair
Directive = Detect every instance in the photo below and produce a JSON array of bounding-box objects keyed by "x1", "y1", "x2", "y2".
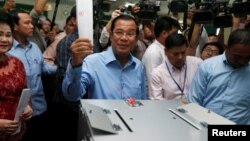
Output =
[
  {"x1": 201, "y1": 42, "x2": 224, "y2": 54},
  {"x1": 0, "y1": 11, "x2": 15, "y2": 32}
]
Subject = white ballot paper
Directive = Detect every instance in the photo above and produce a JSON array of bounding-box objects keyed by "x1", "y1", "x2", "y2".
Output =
[
  {"x1": 77, "y1": 0, "x2": 93, "y2": 44},
  {"x1": 12, "y1": 88, "x2": 32, "y2": 135}
]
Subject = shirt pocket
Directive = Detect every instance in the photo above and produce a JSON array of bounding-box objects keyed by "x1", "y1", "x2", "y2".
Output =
[{"x1": 123, "y1": 81, "x2": 142, "y2": 99}]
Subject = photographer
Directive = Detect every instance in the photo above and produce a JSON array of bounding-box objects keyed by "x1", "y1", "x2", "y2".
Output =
[
  {"x1": 186, "y1": 22, "x2": 209, "y2": 56},
  {"x1": 232, "y1": 15, "x2": 250, "y2": 31},
  {"x1": 99, "y1": 9, "x2": 121, "y2": 49}
]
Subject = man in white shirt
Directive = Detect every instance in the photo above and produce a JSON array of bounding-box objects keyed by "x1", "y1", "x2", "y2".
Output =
[
  {"x1": 149, "y1": 33, "x2": 202, "y2": 100},
  {"x1": 142, "y1": 16, "x2": 180, "y2": 95}
]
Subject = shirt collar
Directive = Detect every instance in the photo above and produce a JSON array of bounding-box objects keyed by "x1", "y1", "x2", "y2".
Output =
[
  {"x1": 104, "y1": 47, "x2": 136, "y2": 67},
  {"x1": 222, "y1": 52, "x2": 229, "y2": 65},
  {"x1": 222, "y1": 52, "x2": 249, "y2": 68},
  {"x1": 154, "y1": 40, "x2": 165, "y2": 50},
  {"x1": 165, "y1": 56, "x2": 186, "y2": 72},
  {"x1": 13, "y1": 39, "x2": 32, "y2": 49}
]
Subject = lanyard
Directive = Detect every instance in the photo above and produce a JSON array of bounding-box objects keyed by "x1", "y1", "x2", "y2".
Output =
[{"x1": 165, "y1": 61, "x2": 187, "y2": 95}]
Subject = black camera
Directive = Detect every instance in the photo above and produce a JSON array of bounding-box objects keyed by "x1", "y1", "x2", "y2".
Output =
[
  {"x1": 137, "y1": 0, "x2": 160, "y2": 23},
  {"x1": 213, "y1": 15, "x2": 232, "y2": 28},
  {"x1": 192, "y1": 0, "x2": 250, "y2": 28},
  {"x1": 169, "y1": 0, "x2": 188, "y2": 13},
  {"x1": 192, "y1": 0, "x2": 234, "y2": 28},
  {"x1": 120, "y1": 5, "x2": 133, "y2": 15},
  {"x1": 231, "y1": 1, "x2": 250, "y2": 17},
  {"x1": 192, "y1": 0, "x2": 225, "y2": 23}
]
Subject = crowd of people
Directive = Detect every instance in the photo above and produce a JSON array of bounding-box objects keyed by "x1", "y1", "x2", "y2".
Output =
[{"x1": 1, "y1": 0, "x2": 250, "y2": 140}]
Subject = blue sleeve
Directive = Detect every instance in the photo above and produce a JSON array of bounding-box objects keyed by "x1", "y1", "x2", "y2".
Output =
[
  {"x1": 42, "y1": 58, "x2": 57, "y2": 74},
  {"x1": 34, "y1": 45, "x2": 57, "y2": 74},
  {"x1": 141, "y1": 67, "x2": 148, "y2": 99},
  {"x1": 62, "y1": 61, "x2": 86, "y2": 102},
  {"x1": 188, "y1": 63, "x2": 207, "y2": 105}
]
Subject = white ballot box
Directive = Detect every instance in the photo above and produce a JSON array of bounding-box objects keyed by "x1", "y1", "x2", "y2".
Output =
[{"x1": 78, "y1": 100, "x2": 234, "y2": 141}]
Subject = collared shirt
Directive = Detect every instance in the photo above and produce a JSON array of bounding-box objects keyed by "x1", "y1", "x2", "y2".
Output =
[
  {"x1": 142, "y1": 40, "x2": 165, "y2": 95},
  {"x1": 131, "y1": 40, "x2": 147, "y2": 61},
  {"x1": 62, "y1": 47, "x2": 147, "y2": 101},
  {"x1": 150, "y1": 56, "x2": 202, "y2": 100},
  {"x1": 188, "y1": 53, "x2": 250, "y2": 124},
  {"x1": 43, "y1": 31, "x2": 66, "y2": 65},
  {"x1": 56, "y1": 29, "x2": 79, "y2": 78},
  {"x1": 8, "y1": 40, "x2": 57, "y2": 116},
  {"x1": 56, "y1": 29, "x2": 99, "y2": 78}
]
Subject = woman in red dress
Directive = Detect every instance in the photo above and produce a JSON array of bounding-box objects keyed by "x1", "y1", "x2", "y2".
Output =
[{"x1": 0, "y1": 11, "x2": 32, "y2": 141}]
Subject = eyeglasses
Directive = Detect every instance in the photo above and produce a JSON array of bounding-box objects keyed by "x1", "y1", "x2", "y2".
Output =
[
  {"x1": 112, "y1": 31, "x2": 136, "y2": 38},
  {"x1": 203, "y1": 48, "x2": 219, "y2": 55}
]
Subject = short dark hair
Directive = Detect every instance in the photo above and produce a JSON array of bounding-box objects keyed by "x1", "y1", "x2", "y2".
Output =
[
  {"x1": 9, "y1": 9, "x2": 29, "y2": 25},
  {"x1": 0, "y1": 11, "x2": 14, "y2": 32},
  {"x1": 201, "y1": 42, "x2": 224, "y2": 54},
  {"x1": 165, "y1": 33, "x2": 187, "y2": 50},
  {"x1": 228, "y1": 29, "x2": 250, "y2": 48},
  {"x1": 110, "y1": 14, "x2": 139, "y2": 35},
  {"x1": 154, "y1": 16, "x2": 180, "y2": 38}
]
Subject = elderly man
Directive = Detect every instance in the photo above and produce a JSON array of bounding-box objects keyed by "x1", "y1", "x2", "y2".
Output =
[
  {"x1": 62, "y1": 14, "x2": 147, "y2": 101},
  {"x1": 188, "y1": 29, "x2": 250, "y2": 124}
]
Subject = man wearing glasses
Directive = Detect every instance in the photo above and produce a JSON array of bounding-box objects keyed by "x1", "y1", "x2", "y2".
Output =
[
  {"x1": 62, "y1": 14, "x2": 147, "y2": 101},
  {"x1": 188, "y1": 29, "x2": 250, "y2": 124}
]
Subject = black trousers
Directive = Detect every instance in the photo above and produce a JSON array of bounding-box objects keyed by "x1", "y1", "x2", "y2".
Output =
[
  {"x1": 48, "y1": 103, "x2": 79, "y2": 141},
  {"x1": 21, "y1": 111, "x2": 49, "y2": 141}
]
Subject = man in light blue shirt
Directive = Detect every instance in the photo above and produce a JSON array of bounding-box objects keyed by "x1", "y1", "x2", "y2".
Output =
[
  {"x1": 9, "y1": 40, "x2": 57, "y2": 115},
  {"x1": 62, "y1": 14, "x2": 147, "y2": 101},
  {"x1": 188, "y1": 29, "x2": 250, "y2": 124},
  {"x1": 9, "y1": 10, "x2": 57, "y2": 140}
]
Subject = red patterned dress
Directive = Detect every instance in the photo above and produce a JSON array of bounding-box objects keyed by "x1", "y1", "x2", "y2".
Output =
[{"x1": 0, "y1": 55, "x2": 27, "y2": 141}]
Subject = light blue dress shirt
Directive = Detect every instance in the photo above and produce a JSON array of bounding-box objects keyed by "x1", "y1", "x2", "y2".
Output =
[
  {"x1": 62, "y1": 47, "x2": 147, "y2": 101},
  {"x1": 188, "y1": 53, "x2": 250, "y2": 124},
  {"x1": 8, "y1": 40, "x2": 57, "y2": 116}
]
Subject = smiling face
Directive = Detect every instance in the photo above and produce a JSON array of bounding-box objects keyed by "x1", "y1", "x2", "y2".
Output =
[
  {"x1": 0, "y1": 23, "x2": 13, "y2": 57},
  {"x1": 110, "y1": 19, "x2": 138, "y2": 57}
]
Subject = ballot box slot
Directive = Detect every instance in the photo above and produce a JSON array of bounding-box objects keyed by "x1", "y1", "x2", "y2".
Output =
[
  {"x1": 169, "y1": 108, "x2": 202, "y2": 130},
  {"x1": 114, "y1": 109, "x2": 133, "y2": 132}
]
